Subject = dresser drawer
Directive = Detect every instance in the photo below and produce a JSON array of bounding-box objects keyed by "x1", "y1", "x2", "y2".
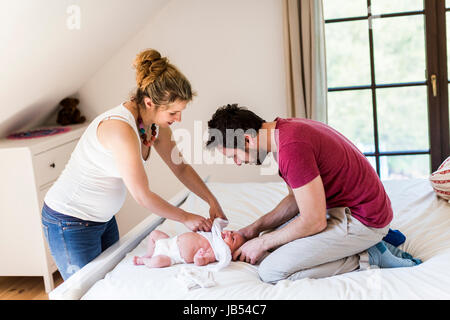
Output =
[{"x1": 33, "y1": 140, "x2": 78, "y2": 187}]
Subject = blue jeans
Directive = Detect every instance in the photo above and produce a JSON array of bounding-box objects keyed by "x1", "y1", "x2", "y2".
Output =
[{"x1": 41, "y1": 203, "x2": 119, "y2": 280}]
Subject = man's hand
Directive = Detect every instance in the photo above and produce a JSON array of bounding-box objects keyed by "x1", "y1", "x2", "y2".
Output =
[
  {"x1": 237, "y1": 224, "x2": 259, "y2": 241},
  {"x1": 232, "y1": 237, "x2": 269, "y2": 265}
]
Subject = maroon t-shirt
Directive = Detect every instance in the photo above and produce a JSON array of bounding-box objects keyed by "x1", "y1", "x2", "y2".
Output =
[{"x1": 275, "y1": 117, "x2": 393, "y2": 228}]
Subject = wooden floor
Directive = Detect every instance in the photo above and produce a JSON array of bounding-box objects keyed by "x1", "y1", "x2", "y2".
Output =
[{"x1": 0, "y1": 272, "x2": 63, "y2": 300}]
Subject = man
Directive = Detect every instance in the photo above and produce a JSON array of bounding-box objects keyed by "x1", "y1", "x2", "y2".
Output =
[{"x1": 205, "y1": 104, "x2": 419, "y2": 284}]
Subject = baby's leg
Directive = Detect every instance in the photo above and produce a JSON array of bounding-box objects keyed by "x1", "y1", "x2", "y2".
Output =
[
  {"x1": 142, "y1": 255, "x2": 172, "y2": 268},
  {"x1": 133, "y1": 230, "x2": 170, "y2": 265},
  {"x1": 145, "y1": 230, "x2": 170, "y2": 257}
]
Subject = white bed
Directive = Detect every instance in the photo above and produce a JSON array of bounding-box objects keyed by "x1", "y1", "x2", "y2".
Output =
[{"x1": 50, "y1": 178, "x2": 450, "y2": 300}]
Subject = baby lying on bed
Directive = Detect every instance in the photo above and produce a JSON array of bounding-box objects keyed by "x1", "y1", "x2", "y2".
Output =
[{"x1": 133, "y1": 219, "x2": 246, "y2": 269}]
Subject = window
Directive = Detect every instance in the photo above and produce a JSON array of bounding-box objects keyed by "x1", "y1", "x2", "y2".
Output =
[{"x1": 324, "y1": 0, "x2": 450, "y2": 179}]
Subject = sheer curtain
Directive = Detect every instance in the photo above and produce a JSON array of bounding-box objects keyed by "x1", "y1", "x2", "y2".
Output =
[{"x1": 283, "y1": 0, "x2": 328, "y2": 123}]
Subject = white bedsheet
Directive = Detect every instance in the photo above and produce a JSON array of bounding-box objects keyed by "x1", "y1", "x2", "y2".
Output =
[{"x1": 82, "y1": 179, "x2": 450, "y2": 299}]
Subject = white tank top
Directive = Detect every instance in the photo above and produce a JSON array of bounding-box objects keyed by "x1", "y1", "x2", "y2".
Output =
[{"x1": 44, "y1": 103, "x2": 148, "y2": 222}]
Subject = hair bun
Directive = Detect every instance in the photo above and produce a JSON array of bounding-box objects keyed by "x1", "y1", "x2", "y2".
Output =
[{"x1": 134, "y1": 49, "x2": 169, "y2": 90}]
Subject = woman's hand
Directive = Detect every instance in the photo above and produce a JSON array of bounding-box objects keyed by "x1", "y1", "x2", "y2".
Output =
[
  {"x1": 209, "y1": 199, "x2": 227, "y2": 222},
  {"x1": 183, "y1": 212, "x2": 212, "y2": 232}
]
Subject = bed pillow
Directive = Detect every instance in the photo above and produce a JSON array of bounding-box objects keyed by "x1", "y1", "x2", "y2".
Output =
[{"x1": 429, "y1": 156, "x2": 450, "y2": 203}]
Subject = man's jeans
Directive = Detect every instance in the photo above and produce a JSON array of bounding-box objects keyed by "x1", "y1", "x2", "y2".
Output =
[{"x1": 258, "y1": 207, "x2": 389, "y2": 283}]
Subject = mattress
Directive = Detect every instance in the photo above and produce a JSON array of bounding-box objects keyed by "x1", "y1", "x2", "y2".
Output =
[{"x1": 82, "y1": 179, "x2": 450, "y2": 299}]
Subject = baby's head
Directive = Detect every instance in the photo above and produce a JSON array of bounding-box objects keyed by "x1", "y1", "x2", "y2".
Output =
[{"x1": 221, "y1": 230, "x2": 246, "y2": 253}]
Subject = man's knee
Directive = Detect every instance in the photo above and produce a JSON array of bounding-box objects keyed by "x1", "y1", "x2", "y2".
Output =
[{"x1": 257, "y1": 260, "x2": 290, "y2": 284}]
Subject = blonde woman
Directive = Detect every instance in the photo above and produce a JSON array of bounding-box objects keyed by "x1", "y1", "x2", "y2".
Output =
[{"x1": 42, "y1": 49, "x2": 226, "y2": 280}]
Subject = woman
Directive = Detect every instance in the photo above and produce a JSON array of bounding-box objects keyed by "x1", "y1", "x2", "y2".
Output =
[{"x1": 42, "y1": 49, "x2": 226, "y2": 280}]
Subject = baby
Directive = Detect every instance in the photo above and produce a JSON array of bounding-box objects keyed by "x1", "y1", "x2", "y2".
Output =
[{"x1": 133, "y1": 225, "x2": 246, "y2": 268}]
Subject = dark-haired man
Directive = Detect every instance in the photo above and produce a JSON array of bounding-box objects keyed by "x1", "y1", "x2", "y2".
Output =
[{"x1": 206, "y1": 104, "x2": 420, "y2": 283}]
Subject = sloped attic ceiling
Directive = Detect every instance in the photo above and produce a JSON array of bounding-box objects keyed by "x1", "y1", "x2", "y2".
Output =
[{"x1": 0, "y1": 0, "x2": 167, "y2": 137}]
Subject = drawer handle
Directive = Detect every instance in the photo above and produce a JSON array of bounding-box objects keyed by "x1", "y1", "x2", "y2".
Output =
[{"x1": 49, "y1": 163, "x2": 56, "y2": 168}]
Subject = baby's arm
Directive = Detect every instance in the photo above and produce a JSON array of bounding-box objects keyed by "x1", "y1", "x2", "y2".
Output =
[{"x1": 193, "y1": 247, "x2": 216, "y2": 266}]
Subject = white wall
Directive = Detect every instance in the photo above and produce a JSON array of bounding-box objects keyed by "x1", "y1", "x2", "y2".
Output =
[
  {"x1": 77, "y1": 0, "x2": 288, "y2": 234},
  {"x1": 0, "y1": 0, "x2": 167, "y2": 137}
]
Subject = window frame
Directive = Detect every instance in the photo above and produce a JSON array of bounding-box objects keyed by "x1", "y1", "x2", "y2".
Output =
[{"x1": 324, "y1": 0, "x2": 450, "y2": 175}]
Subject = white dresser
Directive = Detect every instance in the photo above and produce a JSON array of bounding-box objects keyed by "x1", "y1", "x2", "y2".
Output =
[{"x1": 0, "y1": 124, "x2": 87, "y2": 292}]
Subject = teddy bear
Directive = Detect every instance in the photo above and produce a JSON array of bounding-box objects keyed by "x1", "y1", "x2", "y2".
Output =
[{"x1": 56, "y1": 97, "x2": 86, "y2": 126}]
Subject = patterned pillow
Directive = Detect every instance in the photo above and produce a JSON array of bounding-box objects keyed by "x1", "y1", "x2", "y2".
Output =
[{"x1": 429, "y1": 156, "x2": 450, "y2": 202}]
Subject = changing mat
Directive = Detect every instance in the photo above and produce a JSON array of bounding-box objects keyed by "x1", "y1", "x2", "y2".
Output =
[{"x1": 82, "y1": 179, "x2": 450, "y2": 299}]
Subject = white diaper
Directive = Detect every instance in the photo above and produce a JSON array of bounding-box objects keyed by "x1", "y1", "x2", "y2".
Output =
[{"x1": 153, "y1": 236, "x2": 185, "y2": 265}]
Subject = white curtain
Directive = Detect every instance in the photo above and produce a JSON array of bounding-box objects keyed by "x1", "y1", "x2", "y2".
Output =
[{"x1": 283, "y1": 0, "x2": 328, "y2": 123}]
